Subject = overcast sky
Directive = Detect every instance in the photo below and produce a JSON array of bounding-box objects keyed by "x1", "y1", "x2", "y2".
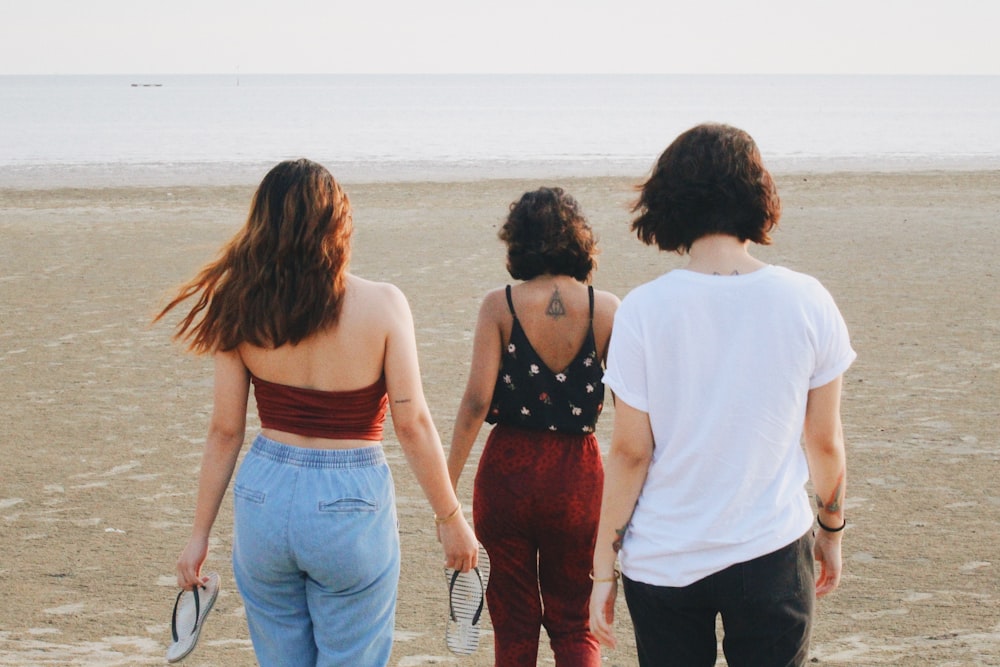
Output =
[{"x1": 1, "y1": 0, "x2": 997, "y2": 75}]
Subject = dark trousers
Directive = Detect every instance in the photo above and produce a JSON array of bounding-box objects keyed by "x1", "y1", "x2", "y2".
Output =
[
  {"x1": 623, "y1": 531, "x2": 815, "y2": 667},
  {"x1": 473, "y1": 425, "x2": 604, "y2": 667}
]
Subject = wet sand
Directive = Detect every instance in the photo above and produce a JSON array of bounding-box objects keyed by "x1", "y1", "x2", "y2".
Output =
[{"x1": 1, "y1": 171, "x2": 998, "y2": 665}]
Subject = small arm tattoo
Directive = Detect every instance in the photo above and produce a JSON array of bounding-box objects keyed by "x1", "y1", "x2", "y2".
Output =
[
  {"x1": 815, "y1": 473, "x2": 845, "y2": 513},
  {"x1": 612, "y1": 525, "x2": 627, "y2": 553}
]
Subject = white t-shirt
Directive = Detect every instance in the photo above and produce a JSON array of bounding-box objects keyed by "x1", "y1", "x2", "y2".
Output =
[{"x1": 604, "y1": 265, "x2": 856, "y2": 587}]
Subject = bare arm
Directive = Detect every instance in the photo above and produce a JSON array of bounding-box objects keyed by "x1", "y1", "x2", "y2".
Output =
[
  {"x1": 382, "y1": 285, "x2": 479, "y2": 572},
  {"x1": 802, "y1": 375, "x2": 848, "y2": 598},
  {"x1": 447, "y1": 292, "x2": 504, "y2": 490},
  {"x1": 176, "y1": 350, "x2": 249, "y2": 589},
  {"x1": 589, "y1": 398, "x2": 655, "y2": 649}
]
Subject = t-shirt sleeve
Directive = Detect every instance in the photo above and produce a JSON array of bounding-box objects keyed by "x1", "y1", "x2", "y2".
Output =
[
  {"x1": 809, "y1": 284, "x2": 857, "y2": 389},
  {"x1": 602, "y1": 298, "x2": 650, "y2": 412}
]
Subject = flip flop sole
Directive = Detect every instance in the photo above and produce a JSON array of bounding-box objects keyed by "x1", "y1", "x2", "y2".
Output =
[
  {"x1": 167, "y1": 572, "x2": 221, "y2": 663},
  {"x1": 445, "y1": 558, "x2": 486, "y2": 656}
]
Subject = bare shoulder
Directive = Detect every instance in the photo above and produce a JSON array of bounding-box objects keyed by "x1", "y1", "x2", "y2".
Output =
[
  {"x1": 591, "y1": 289, "x2": 620, "y2": 357},
  {"x1": 341, "y1": 276, "x2": 413, "y2": 340},
  {"x1": 348, "y1": 275, "x2": 409, "y2": 309},
  {"x1": 592, "y1": 288, "x2": 622, "y2": 320},
  {"x1": 478, "y1": 286, "x2": 512, "y2": 320}
]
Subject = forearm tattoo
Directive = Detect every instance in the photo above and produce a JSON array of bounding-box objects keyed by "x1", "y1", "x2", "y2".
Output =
[
  {"x1": 612, "y1": 525, "x2": 627, "y2": 553},
  {"x1": 815, "y1": 473, "x2": 845, "y2": 514}
]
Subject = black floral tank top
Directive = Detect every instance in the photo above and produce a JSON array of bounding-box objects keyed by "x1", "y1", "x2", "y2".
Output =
[{"x1": 485, "y1": 285, "x2": 605, "y2": 434}]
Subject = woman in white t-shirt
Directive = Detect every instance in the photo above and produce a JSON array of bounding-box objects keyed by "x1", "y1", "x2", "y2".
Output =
[{"x1": 589, "y1": 123, "x2": 855, "y2": 667}]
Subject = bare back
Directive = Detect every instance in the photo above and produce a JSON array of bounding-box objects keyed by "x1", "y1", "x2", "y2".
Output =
[
  {"x1": 237, "y1": 274, "x2": 402, "y2": 448},
  {"x1": 502, "y1": 277, "x2": 617, "y2": 371}
]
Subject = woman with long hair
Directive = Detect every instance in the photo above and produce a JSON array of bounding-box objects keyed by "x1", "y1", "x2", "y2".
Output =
[{"x1": 157, "y1": 158, "x2": 478, "y2": 666}]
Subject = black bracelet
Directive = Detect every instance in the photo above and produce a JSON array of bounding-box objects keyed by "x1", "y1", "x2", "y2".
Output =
[{"x1": 816, "y1": 515, "x2": 847, "y2": 532}]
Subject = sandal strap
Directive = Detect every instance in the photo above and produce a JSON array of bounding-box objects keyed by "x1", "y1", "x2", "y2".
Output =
[
  {"x1": 448, "y1": 567, "x2": 485, "y2": 626},
  {"x1": 170, "y1": 584, "x2": 202, "y2": 643}
]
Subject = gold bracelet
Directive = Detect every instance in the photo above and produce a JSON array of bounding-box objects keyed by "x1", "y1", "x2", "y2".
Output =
[
  {"x1": 434, "y1": 503, "x2": 462, "y2": 525},
  {"x1": 588, "y1": 569, "x2": 620, "y2": 583}
]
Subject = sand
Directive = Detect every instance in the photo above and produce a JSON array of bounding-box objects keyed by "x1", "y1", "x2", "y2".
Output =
[{"x1": 1, "y1": 171, "x2": 998, "y2": 666}]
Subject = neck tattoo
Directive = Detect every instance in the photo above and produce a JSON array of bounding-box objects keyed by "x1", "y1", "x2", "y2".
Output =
[{"x1": 546, "y1": 286, "x2": 567, "y2": 318}]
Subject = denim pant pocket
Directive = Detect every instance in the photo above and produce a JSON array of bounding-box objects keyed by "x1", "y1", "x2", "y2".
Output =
[{"x1": 319, "y1": 497, "x2": 378, "y2": 513}]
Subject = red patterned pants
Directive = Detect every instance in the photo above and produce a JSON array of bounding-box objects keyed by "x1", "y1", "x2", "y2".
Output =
[{"x1": 473, "y1": 425, "x2": 604, "y2": 666}]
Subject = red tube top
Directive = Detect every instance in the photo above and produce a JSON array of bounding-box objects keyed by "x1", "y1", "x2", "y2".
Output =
[{"x1": 250, "y1": 373, "x2": 388, "y2": 441}]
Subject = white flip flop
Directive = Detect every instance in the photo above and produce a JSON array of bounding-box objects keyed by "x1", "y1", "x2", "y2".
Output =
[
  {"x1": 166, "y1": 572, "x2": 220, "y2": 663},
  {"x1": 445, "y1": 544, "x2": 490, "y2": 655}
]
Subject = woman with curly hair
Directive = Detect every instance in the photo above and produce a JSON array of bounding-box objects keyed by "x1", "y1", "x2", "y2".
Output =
[
  {"x1": 157, "y1": 158, "x2": 478, "y2": 666},
  {"x1": 448, "y1": 187, "x2": 620, "y2": 665},
  {"x1": 589, "y1": 124, "x2": 855, "y2": 666}
]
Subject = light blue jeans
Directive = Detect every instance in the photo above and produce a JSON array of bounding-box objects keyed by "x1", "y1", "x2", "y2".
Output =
[{"x1": 232, "y1": 435, "x2": 400, "y2": 667}]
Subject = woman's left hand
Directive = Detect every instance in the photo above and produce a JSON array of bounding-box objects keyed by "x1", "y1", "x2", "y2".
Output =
[
  {"x1": 176, "y1": 534, "x2": 210, "y2": 590},
  {"x1": 589, "y1": 579, "x2": 619, "y2": 648},
  {"x1": 814, "y1": 527, "x2": 844, "y2": 597},
  {"x1": 437, "y1": 513, "x2": 479, "y2": 572}
]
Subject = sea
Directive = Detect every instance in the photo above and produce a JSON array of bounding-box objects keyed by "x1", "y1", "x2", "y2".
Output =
[{"x1": 1, "y1": 74, "x2": 998, "y2": 187}]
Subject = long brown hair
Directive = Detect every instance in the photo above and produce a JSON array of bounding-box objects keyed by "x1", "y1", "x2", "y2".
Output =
[{"x1": 155, "y1": 159, "x2": 353, "y2": 353}]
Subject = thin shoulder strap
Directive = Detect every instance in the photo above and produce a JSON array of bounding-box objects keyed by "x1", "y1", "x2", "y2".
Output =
[
  {"x1": 505, "y1": 284, "x2": 516, "y2": 317},
  {"x1": 588, "y1": 285, "x2": 595, "y2": 321}
]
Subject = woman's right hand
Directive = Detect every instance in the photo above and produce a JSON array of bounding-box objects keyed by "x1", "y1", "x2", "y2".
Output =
[
  {"x1": 176, "y1": 534, "x2": 210, "y2": 590},
  {"x1": 437, "y1": 514, "x2": 479, "y2": 573}
]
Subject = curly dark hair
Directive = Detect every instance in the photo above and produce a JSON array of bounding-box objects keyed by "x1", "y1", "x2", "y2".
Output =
[
  {"x1": 632, "y1": 123, "x2": 781, "y2": 253},
  {"x1": 155, "y1": 158, "x2": 353, "y2": 353},
  {"x1": 499, "y1": 187, "x2": 598, "y2": 282}
]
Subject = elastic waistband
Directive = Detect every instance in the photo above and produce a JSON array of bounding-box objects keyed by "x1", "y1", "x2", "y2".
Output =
[
  {"x1": 490, "y1": 423, "x2": 599, "y2": 443},
  {"x1": 250, "y1": 434, "x2": 386, "y2": 469}
]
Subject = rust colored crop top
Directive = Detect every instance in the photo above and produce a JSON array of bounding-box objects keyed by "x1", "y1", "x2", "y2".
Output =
[{"x1": 250, "y1": 373, "x2": 389, "y2": 441}]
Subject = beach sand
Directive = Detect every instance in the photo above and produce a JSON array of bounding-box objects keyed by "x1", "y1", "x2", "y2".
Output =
[{"x1": 1, "y1": 171, "x2": 998, "y2": 665}]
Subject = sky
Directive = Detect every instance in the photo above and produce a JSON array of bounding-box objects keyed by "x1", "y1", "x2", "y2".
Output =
[{"x1": 1, "y1": 0, "x2": 997, "y2": 75}]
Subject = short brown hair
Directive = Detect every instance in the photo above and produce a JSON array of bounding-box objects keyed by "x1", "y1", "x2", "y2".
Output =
[
  {"x1": 500, "y1": 187, "x2": 598, "y2": 282},
  {"x1": 156, "y1": 159, "x2": 352, "y2": 353},
  {"x1": 631, "y1": 123, "x2": 781, "y2": 253}
]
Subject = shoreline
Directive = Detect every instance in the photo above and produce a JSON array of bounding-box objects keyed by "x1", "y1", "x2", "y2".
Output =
[{"x1": 1, "y1": 156, "x2": 998, "y2": 189}]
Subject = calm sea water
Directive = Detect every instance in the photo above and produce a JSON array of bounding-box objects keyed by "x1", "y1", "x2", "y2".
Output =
[{"x1": 1, "y1": 74, "x2": 998, "y2": 186}]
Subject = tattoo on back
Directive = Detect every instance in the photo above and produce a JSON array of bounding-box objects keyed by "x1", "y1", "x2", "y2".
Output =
[{"x1": 546, "y1": 287, "x2": 566, "y2": 318}]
